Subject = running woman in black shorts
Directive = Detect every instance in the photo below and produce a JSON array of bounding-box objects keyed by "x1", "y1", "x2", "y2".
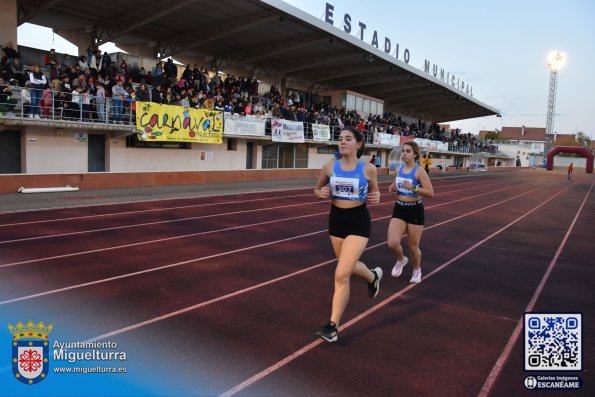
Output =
[
  {"x1": 313, "y1": 126, "x2": 381, "y2": 343},
  {"x1": 388, "y1": 141, "x2": 434, "y2": 283}
]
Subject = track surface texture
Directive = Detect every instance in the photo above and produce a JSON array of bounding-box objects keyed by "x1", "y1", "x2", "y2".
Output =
[{"x1": 0, "y1": 169, "x2": 592, "y2": 397}]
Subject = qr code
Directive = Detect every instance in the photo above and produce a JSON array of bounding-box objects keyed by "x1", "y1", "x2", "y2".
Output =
[{"x1": 524, "y1": 313, "x2": 582, "y2": 371}]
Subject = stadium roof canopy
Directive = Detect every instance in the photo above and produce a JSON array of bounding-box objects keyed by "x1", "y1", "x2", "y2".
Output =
[{"x1": 18, "y1": 0, "x2": 499, "y2": 122}]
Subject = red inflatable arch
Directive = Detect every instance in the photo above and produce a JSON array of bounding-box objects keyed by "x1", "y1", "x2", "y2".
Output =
[{"x1": 546, "y1": 146, "x2": 594, "y2": 173}]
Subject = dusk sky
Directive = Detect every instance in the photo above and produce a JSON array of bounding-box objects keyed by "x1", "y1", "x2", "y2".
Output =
[{"x1": 17, "y1": 0, "x2": 595, "y2": 137}]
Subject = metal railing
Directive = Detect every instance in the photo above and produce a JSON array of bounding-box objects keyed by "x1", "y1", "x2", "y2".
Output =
[
  {"x1": 1, "y1": 87, "x2": 499, "y2": 154},
  {"x1": 0, "y1": 87, "x2": 135, "y2": 125}
]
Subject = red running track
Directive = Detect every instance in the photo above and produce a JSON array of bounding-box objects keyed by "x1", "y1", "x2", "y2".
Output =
[{"x1": 0, "y1": 170, "x2": 592, "y2": 396}]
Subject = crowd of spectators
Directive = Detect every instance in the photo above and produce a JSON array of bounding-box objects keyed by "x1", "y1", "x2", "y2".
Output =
[{"x1": 1, "y1": 41, "x2": 498, "y2": 153}]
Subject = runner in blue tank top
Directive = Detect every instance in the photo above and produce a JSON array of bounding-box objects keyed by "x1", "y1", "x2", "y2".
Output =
[
  {"x1": 313, "y1": 126, "x2": 382, "y2": 343},
  {"x1": 387, "y1": 141, "x2": 434, "y2": 284}
]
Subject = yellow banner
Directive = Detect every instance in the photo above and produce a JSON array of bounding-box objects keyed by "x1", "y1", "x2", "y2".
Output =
[{"x1": 135, "y1": 102, "x2": 224, "y2": 143}]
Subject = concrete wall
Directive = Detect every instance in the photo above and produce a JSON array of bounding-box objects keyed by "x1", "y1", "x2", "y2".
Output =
[
  {"x1": 0, "y1": 0, "x2": 17, "y2": 48},
  {"x1": 0, "y1": 168, "x2": 317, "y2": 193}
]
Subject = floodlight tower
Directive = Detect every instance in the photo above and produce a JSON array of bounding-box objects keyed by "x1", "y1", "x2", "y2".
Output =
[{"x1": 544, "y1": 51, "x2": 567, "y2": 157}]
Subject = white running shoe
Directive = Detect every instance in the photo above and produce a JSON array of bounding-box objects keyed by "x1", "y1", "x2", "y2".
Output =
[
  {"x1": 391, "y1": 256, "x2": 409, "y2": 277},
  {"x1": 410, "y1": 269, "x2": 422, "y2": 284},
  {"x1": 368, "y1": 267, "x2": 383, "y2": 298}
]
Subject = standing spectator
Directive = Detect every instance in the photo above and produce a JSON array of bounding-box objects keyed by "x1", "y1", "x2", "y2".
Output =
[
  {"x1": 81, "y1": 87, "x2": 92, "y2": 121},
  {"x1": 21, "y1": 82, "x2": 32, "y2": 117},
  {"x1": 164, "y1": 58, "x2": 177, "y2": 82},
  {"x1": 388, "y1": 141, "x2": 434, "y2": 284},
  {"x1": 120, "y1": 60, "x2": 128, "y2": 82},
  {"x1": 313, "y1": 126, "x2": 382, "y2": 342},
  {"x1": 422, "y1": 152, "x2": 433, "y2": 173},
  {"x1": 100, "y1": 52, "x2": 111, "y2": 78},
  {"x1": 111, "y1": 79, "x2": 126, "y2": 123},
  {"x1": 70, "y1": 86, "x2": 83, "y2": 120},
  {"x1": 95, "y1": 81, "x2": 106, "y2": 122},
  {"x1": 374, "y1": 154, "x2": 382, "y2": 168},
  {"x1": 153, "y1": 61, "x2": 164, "y2": 84},
  {"x1": 40, "y1": 84, "x2": 53, "y2": 118},
  {"x1": 28, "y1": 65, "x2": 47, "y2": 118},
  {"x1": 89, "y1": 50, "x2": 101, "y2": 77}
]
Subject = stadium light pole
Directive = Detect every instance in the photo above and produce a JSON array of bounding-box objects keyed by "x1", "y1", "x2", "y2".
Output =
[{"x1": 544, "y1": 51, "x2": 567, "y2": 158}]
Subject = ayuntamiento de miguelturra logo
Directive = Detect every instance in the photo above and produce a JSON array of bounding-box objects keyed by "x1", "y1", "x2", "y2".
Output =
[{"x1": 9, "y1": 321, "x2": 52, "y2": 385}]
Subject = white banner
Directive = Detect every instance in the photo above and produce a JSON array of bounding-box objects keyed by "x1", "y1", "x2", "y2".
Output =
[
  {"x1": 379, "y1": 133, "x2": 400, "y2": 146},
  {"x1": 312, "y1": 123, "x2": 330, "y2": 142},
  {"x1": 223, "y1": 113, "x2": 266, "y2": 136},
  {"x1": 271, "y1": 119, "x2": 305, "y2": 143},
  {"x1": 413, "y1": 138, "x2": 450, "y2": 151}
]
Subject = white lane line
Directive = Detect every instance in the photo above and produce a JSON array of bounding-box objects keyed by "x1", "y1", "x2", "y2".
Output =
[{"x1": 477, "y1": 181, "x2": 593, "y2": 397}]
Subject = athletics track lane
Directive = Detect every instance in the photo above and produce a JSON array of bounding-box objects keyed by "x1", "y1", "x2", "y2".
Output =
[{"x1": 0, "y1": 170, "x2": 592, "y2": 396}]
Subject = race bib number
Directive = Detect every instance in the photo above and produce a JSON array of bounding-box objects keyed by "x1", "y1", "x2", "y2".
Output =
[
  {"x1": 331, "y1": 176, "x2": 359, "y2": 199},
  {"x1": 396, "y1": 176, "x2": 413, "y2": 193}
]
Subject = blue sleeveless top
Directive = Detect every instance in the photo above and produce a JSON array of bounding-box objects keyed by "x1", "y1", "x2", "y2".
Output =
[
  {"x1": 396, "y1": 165, "x2": 421, "y2": 198},
  {"x1": 330, "y1": 160, "x2": 369, "y2": 201}
]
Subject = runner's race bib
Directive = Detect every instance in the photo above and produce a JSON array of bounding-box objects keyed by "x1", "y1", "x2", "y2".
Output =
[{"x1": 331, "y1": 176, "x2": 360, "y2": 199}]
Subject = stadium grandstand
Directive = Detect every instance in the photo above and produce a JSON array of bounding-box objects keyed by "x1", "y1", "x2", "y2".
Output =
[{"x1": 0, "y1": 0, "x2": 504, "y2": 192}]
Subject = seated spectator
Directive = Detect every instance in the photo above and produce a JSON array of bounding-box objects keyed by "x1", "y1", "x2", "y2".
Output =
[
  {"x1": 45, "y1": 48, "x2": 58, "y2": 70},
  {"x1": 150, "y1": 83, "x2": 162, "y2": 103},
  {"x1": 135, "y1": 83, "x2": 150, "y2": 102},
  {"x1": 78, "y1": 55, "x2": 89, "y2": 71},
  {"x1": 61, "y1": 54, "x2": 72, "y2": 71},
  {"x1": 9, "y1": 57, "x2": 26, "y2": 86},
  {"x1": 50, "y1": 63, "x2": 63, "y2": 83},
  {"x1": 0, "y1": 45, "x2": 5, "y2": 67},
  {"x1": 144, "y1": 70, "x2": 153, "y2": 86},
  {"x1": 0, "y1": 77, "x2": 18, "y2": 116},
  {"x1": 2, "y1": 42, "x2": 19, "y2": 65}
]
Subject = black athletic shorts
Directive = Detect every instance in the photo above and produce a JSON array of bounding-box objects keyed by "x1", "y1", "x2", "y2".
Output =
[
  {"x1": 391, "y1": 200, "x2": 424, "y2": 225},
  {"x1": 328, "y1": 204, "x2": 371, "y2": 238}
]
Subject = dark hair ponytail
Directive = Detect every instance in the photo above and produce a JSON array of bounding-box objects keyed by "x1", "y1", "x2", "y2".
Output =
[{"x1": 341, "y1": 126, "x2": 365, "y2": 158}]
